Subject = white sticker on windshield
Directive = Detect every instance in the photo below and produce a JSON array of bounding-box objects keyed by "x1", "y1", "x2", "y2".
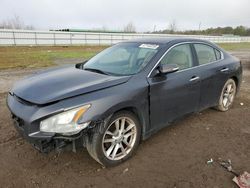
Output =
[{"x1": 139, "y1": 44, "x2": 159, "y2": 49}]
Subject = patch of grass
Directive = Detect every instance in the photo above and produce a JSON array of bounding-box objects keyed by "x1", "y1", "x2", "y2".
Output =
[
  {"x1": 1, "y1": 43, "x2": 250, "y2": 70},
  {"x1": 0, "y1": 46, "x2": 108, "y2": 69},
  {"x1": 217, "y1": 42, "x2": 250, "y2": 51}
]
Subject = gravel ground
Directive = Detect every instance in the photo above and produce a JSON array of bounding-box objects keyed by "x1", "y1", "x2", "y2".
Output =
[{"x1": 0, "y1": 51, "x2": 249, "y2": 188}]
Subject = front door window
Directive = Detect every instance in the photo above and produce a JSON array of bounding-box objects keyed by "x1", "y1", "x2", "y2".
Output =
[{"x1": 161, "y1": 44, "x2": 193, "y2": 70}]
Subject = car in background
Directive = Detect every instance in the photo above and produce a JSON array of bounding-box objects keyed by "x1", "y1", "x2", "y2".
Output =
[{"x1": 7, "y1": 38, "x2": 242, "y2": 166}]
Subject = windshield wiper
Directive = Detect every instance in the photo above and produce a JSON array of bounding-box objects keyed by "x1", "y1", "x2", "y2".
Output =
[{"x1": 84, "y1": 68, "x2": 110, "y2": 75}]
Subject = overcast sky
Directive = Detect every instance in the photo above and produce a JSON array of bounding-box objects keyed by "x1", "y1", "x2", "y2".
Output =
[{"x1": 0, "y1": 0, "x2": 250, "y2": 32}]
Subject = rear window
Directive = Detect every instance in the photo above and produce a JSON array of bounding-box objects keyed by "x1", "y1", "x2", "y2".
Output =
[
  {"x1": 214, "y1": 49, "x2": 222, "y2": 60},
  {"x1": 194, "y1": 44, "x2": 217, "y2": 65}
]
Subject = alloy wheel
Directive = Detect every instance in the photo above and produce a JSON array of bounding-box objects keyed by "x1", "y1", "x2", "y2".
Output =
[
  {"x1": 222, "y1": 82, "x2": 236, "y2": 109},
  {"x1": 102, "y1": 117, "x2": 137, "y2": 160}
]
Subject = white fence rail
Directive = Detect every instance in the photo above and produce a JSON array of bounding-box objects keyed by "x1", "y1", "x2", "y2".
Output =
[{"x1": 1, "y1": 29, "x2": 250, "y2": 46}]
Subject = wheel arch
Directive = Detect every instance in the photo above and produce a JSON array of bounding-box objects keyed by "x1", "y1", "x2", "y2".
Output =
[
  {"x1": 230, "y1": 76, "x2": 239, "y2": 93},
  {"x1": 100, "y1": 104, "x2": 148, "y2": 140},
  {"x1": 113, "y1": 106, "x2": 146, "y2": 140}
]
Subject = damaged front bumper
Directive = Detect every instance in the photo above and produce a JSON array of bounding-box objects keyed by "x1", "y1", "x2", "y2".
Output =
[
  {"x1": 7, "y1": 93, "x2": 88, "y2": 153},
  {"x1": 11, "y1": 113, "x2": 87, "y2": 153}
]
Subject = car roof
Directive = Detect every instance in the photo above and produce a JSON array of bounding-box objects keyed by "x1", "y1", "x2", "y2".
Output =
[{"x1": 122, "y1": 37, "x2": 211, "y2": 45}]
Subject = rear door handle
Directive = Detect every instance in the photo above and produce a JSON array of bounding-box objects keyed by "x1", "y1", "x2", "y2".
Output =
[
  {"x1": 220, "y1": 67, "x2": 229, "y2": 72},
  {"x1": 189, "y1": 76, "x2": 200, "y2": 82}
]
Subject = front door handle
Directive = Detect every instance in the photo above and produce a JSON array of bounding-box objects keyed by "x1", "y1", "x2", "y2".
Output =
[
  {"x1": 189, "y1": 76, "x2": 200, "y2": 82},
  {"x1": 220, "y1": 67, "x2": 229, "y2": 72}
]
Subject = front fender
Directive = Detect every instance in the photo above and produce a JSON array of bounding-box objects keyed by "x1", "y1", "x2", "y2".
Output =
[{"x1": 58, "y1": 78, "x2": 150, "y2": 139}]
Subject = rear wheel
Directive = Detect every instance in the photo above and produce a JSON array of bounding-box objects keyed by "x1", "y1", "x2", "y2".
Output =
[
  {"x1": 216, "y1": 79, "x2": 236, "y2": 111},
  {"x1": 86, "y1": 111, "x2": 141, "y2": 167}
]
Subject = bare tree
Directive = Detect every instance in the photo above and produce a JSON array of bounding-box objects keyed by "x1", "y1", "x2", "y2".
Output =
[
  {"x1": 24, "y1": 24, "x2": 35, "y2": 30},
  {"x1": 168, "y1": 20, "x2": 177, "y2": 34},
  {"x1": 123, "y1": 22, "x2": 136, "y2": 33},
  {"x1": 101, "y1": 25, "x2": 108, "y2": 32},
  {"x1": 0, "y1": 15, "x2": 34, "y2": 30},
  {"x1": 11, "y1": 15, "x2": 24, "y2": 29}
]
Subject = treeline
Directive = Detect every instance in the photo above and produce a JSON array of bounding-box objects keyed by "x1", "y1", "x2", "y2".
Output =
[{"x1": 152, "y1": 26, "x2": 250, "y2": 36}]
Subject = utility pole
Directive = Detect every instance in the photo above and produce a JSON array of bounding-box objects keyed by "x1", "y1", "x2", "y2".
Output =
[
  {"x1": 199, "y1": 22, "x2": 202, "y2": 31},
  {"x1": 153, "y1": 25, "x2": 156, "y2": 32}
]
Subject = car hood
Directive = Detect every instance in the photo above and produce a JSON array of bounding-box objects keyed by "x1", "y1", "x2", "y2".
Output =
[{"x1": 11, "y1": 65, "x2": 130, "y2": 105}]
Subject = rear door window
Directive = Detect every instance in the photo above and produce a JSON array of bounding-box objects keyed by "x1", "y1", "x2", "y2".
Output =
[{"x1": 194, "y1": 44, "x2": 217, "y2": 65}]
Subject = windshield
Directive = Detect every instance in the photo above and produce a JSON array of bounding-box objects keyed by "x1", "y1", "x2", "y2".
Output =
[{"x1": 83, "y1": 43, "x2": 160, "y2": 76}]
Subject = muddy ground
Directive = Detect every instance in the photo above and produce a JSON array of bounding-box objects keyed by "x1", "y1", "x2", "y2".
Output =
[{"x1": 0, "y1": 51, "x2": 249, "y2": 188}]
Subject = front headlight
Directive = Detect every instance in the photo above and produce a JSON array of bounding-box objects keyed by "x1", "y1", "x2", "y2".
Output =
[{"x1": 40, "y1": 104, "x2": 91, "y2": 135}]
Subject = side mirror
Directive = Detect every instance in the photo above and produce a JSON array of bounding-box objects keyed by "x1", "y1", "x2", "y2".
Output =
[
  {"x1": 158, "y1": 64, "x2": 179, "y2": 74},
  {"x1": 75, "y1": 60, "x2": 88, "y2": 69}
]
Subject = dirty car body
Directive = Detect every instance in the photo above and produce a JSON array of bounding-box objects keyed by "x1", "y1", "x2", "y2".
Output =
[{"x1": 7, "y1": 38, "x2": 242, "y2": 165}]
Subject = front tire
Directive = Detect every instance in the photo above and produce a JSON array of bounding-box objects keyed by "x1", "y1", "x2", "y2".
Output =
[
  {"x1": 86, "y1": 111, "x2": 141, "y2": 167},
  {"x1": 216, "y1": 79, "x2": 236, "y2": 112}
]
